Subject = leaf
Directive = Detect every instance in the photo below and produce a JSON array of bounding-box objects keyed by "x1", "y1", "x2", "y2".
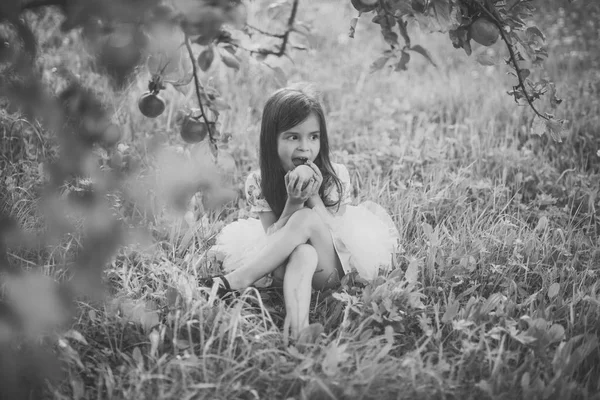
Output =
[
  {"x1": 140, "y1": 309, "x2": 160, "y2": 332},
  {"x1": 442, "y1": 300, "x2": 459, "y2": 323},
  {"x1": 349, "y1": 17, "x2": 358, "y2": 38},
  {"x1": 547, "y1": 324, "x2": 564, "y2": 343},
  {"x1": 545, "y1": 117, "x2": 567, "y2": 143},
  {"x1": 388, "y1": 267, "x2": 405, "y2": 280},
  {"x1": 452, "y1": 319, "x2": 475, "y2": 331},
  {"x1": 208, "y1": 96, "x2": 231, "y2": 111},
  {"x1": 518, "y1": 68, "x2": 531, "y2": 80},
  {"x1": 381, "y1": 26, "x2": 399, "y2": 46},
  {"x1": 395, "y1": 51, "x2": 410, "y2": 71},
  {"x1": 220, "y1": 50, "x2": 240, "y2": 70},
  {"x1": 422, "y1": 222, "x2": 433, "y2": 238},
  {"x1": 531, "y1": 116, "x2": 546, "y2": 137},
  {"x1": 512, "y1": 33, "x2": 537, "y2": 63},
  {"x1": 462, "y1": 40, "x2": 472, "y2": 56},
  {"x1": 548, "y1": 283, "x2": 560, "y2": 299},
  {"x1": 197, "y1": 46, "x2": 215, "y2": 72},
  {"x1": 404, "y1": 258, "x2": 421, "y2": 284},
  {"x1": 525, "y1": 26, "x2": 545, "y2": 43},
  {"x1": 409, "y1": 45, "x2": 437, "y2": 67},
  {"x1": 449, "y1": 28, "x2": 471, "y2": 56},
  {"x1": 64, "y1": 329, "x2": 89, "y2": 345},
  {"x1": 431, "y1": 0, "x2": 452, "y2": 30},
  {"x1": 535, "y1": 216, "x2": 548, "y2": 232},
  {"x1": 132, "y1": 346, "x2": 144, "y2": 368},
  {"x1": 481, "y1": 293, "x2": 504, "y2": 314},
  {"x1": 370, "y1": 56, "x2": 389, "y2": 73},
  {"x1": 548, "y1": 83, "x2": 562, "y2": 109},
  {"x1": 448, "y1": 3, "x2": 463, "y2": 27},
  {"x1": 408, "y1": 291, "x2": 426, "y2": 309},
  {"x1": 476, "y1": 51, "x2": 496, "y2": 66},
  {"x1": 222, "y1": 44, "x2": 237, "y2": 55},
  {"x1": 58, "y1": 338, "x2": 85, "y2": 369},
  {"x1": 512, "y1": 332, "x2": 538, "y2": 345}
]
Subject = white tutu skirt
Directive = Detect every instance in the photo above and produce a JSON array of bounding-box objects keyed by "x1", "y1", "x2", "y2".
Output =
[{"x1": 208, "y1": 201, "x2": 400, "y2": 287}]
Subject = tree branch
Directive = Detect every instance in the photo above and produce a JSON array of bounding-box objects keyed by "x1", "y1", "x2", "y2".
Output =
[
  {"x1": 473, "y1": 0, "x2": 548, "y2": 120},
  {"x1": 183, "y1": 35, "x2": 216, "y2": 146},
  {"x1": 259, "y1": 0, "x2": 299, "y2": 57},
  {"x1": 224, "y1": 0, "x2": 299, "y2": 59},
  {"x1": 245, "y1": 24, "x2": 285, "y2": 39}
]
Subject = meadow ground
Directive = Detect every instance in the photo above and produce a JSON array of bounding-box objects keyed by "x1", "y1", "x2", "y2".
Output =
[{"x1": 1, "y1": 1, "x2": 600, "y2": 399}]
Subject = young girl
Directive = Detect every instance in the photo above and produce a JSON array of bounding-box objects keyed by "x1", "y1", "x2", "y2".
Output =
[{"x1": 203, "y1": 83, "x2": 399, "y2": 339}]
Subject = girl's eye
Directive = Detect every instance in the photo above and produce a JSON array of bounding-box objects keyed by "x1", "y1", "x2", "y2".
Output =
[
  {"x1": 311, "y1": 134, "x2": 320, "y2": 140},
  {"x1": 289, "y1": 135, "x2": 298, "y2": 141}
]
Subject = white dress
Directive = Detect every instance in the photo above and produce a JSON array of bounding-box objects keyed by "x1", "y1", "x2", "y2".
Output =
[{"x1": 208, "y1": 163, "x2": 400, "y2": 287}]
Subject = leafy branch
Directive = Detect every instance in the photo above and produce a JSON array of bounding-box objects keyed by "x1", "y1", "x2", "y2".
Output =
[
  {"x1": 206, "y1": 0, "x2": 299, "y2": 61},
  {"x1": 253, "y1": 0, "x2": 299, "y2": 57},
  {"x1": 472, "y1": 0, "x2": 548, "y2": 121},
  {"x1": 245, "y1": 24, "x2": 285, "y2": 39},
  {"x1": 183, "y1": 35, "x2": 216, "y2": 147}
]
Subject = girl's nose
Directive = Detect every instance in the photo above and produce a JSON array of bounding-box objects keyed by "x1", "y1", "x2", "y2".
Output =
[{"x1": 297, "y1": 138, "x2": 309, "y2": 150}]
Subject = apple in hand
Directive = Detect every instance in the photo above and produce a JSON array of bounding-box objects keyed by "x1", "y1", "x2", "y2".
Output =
[{"x1": 289, "y1": 164, "x2": 316, "y2": 190}]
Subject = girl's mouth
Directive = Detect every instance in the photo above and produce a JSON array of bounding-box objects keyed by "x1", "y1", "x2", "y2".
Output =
[{"x1": 292, "y1": 157, "x2": 308, "y2": 167}]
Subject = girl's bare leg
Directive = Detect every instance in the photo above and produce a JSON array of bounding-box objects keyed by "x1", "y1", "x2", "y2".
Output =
[
  {"x1": 282, "y1": 244, "x2": 318, "y2": 338},
  {"x1": 224, "y1": 208, "x2": 341, "y2": 290}
]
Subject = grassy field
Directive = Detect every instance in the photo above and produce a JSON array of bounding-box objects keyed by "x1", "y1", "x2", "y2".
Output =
[{"x1": 2, "y1": 1, "x2": 600, "y2": 399}]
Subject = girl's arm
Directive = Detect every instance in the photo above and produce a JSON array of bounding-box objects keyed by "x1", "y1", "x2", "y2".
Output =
[
  {"x1": 258, "y1": 197, "x2": 305, "y2": 235},
  {"x1": 304, "y1": 161, "x2": 347, "y2": 222},
  {"x1": 258, "y1": 171, "x2": 312, "y2": 235}
]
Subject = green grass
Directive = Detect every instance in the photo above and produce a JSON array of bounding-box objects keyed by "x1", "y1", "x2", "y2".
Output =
[{"x1": 2, "y1": 1, "x2": 600, "y2": 399}]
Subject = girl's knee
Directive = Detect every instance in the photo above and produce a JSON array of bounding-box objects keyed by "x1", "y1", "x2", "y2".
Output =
[
  {"x1": 289, "y1": 244, "x2": 318, "y2": 268},
  {"x1": 288, "y1": 208, "x2": 323, "y2": 234}
]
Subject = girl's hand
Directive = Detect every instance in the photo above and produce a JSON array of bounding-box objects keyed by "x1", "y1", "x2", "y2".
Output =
[
  {"x1": 305, "y1": 160, "x2": 323, "y2": 197},
  {"x1": 285, "y1": 170, "x2": 314, "y2": 204}
]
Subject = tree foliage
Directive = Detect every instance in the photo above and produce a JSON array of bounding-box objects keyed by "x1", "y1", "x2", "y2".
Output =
[
  {"x1": 1, "y1": 0, "x2": 569, "y2": 143},
  {"x1": 350, "y1": 0, "x2": 569, "y2": 141}
]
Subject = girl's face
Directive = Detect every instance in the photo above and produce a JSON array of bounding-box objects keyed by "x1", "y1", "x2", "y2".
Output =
[{"x1": 277, "y1": 112, "x2": 321, "y2": 172}]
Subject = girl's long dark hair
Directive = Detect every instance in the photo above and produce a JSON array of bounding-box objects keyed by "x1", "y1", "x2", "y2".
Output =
[{"x1": 259, "y1": 84, "x2": 343, "y2": 218}]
